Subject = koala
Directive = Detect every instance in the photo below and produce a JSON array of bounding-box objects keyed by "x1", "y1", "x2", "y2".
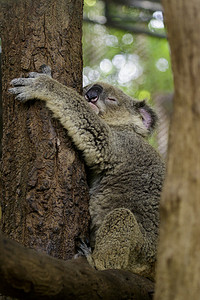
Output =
[{"x1": 9, "y1": 65, "x2": 165, "y2": 280}]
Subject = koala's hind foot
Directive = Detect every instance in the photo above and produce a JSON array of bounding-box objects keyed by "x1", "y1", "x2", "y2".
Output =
[{"x1": 90, "y1": 209, "x2": 144, "y2": 271}]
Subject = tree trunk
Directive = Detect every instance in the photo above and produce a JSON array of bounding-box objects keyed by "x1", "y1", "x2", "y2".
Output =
[
  {"x1": 155, "y1": 0, "x2": 200, "y2": 299},
  {"x1": 0, "y1": 0, "x2": 90, "y2": 260}
]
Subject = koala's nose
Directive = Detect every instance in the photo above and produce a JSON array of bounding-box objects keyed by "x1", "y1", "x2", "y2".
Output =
[
  {"x1": 85, "y1": 85, "x2": 103, "y2": 102},
  {"x1": 86, "y1": 89, "x2": 99, "y2": 102}
]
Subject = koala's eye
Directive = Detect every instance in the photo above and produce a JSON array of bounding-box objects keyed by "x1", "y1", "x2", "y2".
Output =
[
  {"x1": 107, "y1": 97, "x2": 117, "y2": 102},
  {"x1": 105, "y1": 97, "x2": 118, "y2": 106}
]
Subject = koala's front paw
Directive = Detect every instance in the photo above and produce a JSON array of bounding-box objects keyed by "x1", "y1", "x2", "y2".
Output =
[
  {"x1": 9, "y1": 65, "x2": 52, "y2": 102},
  {"x1": 9, "y1": 77, "x2": 38, "y2": 102}
]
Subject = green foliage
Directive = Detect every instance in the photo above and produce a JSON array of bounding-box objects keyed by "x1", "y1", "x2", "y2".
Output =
[
  {"x1": 83, "y1": 0, "x2": 173, "y2": 150},
  {"x1": 83, "y1": 0, "x2": 173, "y2": 101}
]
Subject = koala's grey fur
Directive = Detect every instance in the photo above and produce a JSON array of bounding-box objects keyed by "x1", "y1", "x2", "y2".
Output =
[{"x1": 9, "y1": 65, "x2": 165, "y2": 280}]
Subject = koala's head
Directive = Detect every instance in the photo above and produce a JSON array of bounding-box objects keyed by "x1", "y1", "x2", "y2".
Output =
[{"x1": 83, "y1": 82, "x2": 157, "y2": 137}]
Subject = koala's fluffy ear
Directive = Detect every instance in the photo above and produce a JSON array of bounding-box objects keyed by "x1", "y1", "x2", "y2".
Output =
[{"x1": 136, "y1": 100, "x2": 158, "y2": 134}]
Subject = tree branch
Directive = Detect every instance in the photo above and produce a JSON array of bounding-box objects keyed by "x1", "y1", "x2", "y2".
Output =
[
  {"x1": 83, "y1": 18, "x2": 166, "y2": 39},
  {"x1": 0, "y1": 233, "x2": 154, "y2": 299}
]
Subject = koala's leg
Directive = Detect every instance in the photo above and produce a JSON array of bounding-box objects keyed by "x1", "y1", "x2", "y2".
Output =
[{"x1": 90, "y1": 208, "x2": 145, "y2": 271}]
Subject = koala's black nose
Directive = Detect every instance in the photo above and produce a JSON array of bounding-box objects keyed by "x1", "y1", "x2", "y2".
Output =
[{"x1": 85, "y1": 84, "x2": 103, "y2": 102}]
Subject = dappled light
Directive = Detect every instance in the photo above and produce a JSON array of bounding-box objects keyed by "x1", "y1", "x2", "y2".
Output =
[
  {"x1": 156, "y1": 58, "x2": 169, "y2": 72},
  {"x1": 83, "y1": 1, "x2": 172, "y2": 95},
  {"x1": 83, "y1": 0, "x2": 173, "y2": 158}
]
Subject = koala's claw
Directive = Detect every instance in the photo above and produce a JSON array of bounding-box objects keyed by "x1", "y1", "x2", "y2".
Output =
[
  {"x1": 9, "y1": 78, "x2": 36, "y2": 102},
  {"x1": 15, "y1": 92, "x2": 30, "y2": 102},
  {"x1": 9, "y1": 65, "x2": 52, "y2": 102},
  {"x1": 39, "y1": 64, "x2": 52, "y2": 76},
  {"x1": 75, "y1": 237, "x2": 91, "y2": 257},
  {"x1": 8, "y1": 86, "x2": 31, "y2": 102},
  {"x1": 28, "y1": 65, "x2": 52, "y2": 78},
  {"x1": 78, "y1": 240, "x2": 92, "y2": 257},
  {"x1": 28, "y1": 72, "x2": 41, "y2": 78},
  {"x1": 8, "y1": 87, "x2": 23, "y2": 94},
  {"x1": 10, "y1": 78, "x2": 34, "y2": 87}
]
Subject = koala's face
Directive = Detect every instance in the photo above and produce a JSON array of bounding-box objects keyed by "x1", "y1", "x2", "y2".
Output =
[
  {"x1": 83, "y1": 82, "x2": 157, "y2": 135},
  {"x1": 83, "y1": 83, "x2": 119, "y2": 115}
]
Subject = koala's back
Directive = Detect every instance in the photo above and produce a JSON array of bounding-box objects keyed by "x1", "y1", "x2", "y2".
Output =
[{"x1": 89, "y1": 128, "x2": 165, "y2": 247}]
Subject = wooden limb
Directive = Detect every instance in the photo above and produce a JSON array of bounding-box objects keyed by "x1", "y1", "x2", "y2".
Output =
[{"x1": 0, "y1": 233, "x2": 154, "y2": 300}]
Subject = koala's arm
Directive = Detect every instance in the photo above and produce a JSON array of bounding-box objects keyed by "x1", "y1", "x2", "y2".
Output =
[{"x1": 9, "y1": 73, "x2": 111, "y2": 169}]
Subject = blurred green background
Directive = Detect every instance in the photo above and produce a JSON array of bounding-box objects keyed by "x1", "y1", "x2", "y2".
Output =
[{"x1": 83, "y1": 0, "x2": 174, "y2": 158}]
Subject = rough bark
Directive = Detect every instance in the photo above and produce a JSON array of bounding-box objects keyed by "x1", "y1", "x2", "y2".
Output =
[
  {"x1": 0, "y1": 233, "x2": 154, "y2": 300},
  {"x1": 0, "y1": 0, "x2": 90, "y2": 260},
  {"x1": 155, "y1": 0, "x2": 200, "y2": 299},
  {"x1": 0, "y1": 52, "x2": 2, "y2": 159}
]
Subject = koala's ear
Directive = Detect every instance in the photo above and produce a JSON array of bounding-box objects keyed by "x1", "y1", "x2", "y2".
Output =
[{"x1": 137, "y1": 100, "x2": 158, "y2": 134}]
